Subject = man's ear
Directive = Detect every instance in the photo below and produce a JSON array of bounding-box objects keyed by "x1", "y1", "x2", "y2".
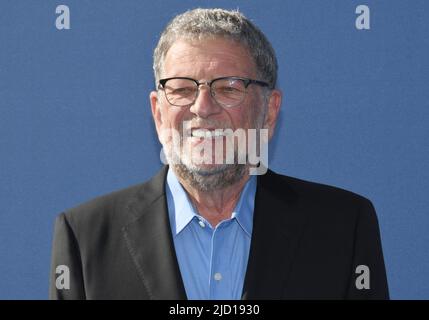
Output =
[
  {"x1": 264, "y1": 89, "x2": 282, "y2": 140},
  {"x1": 150, "y1": 90, "x2": 163, "y2": 138}
]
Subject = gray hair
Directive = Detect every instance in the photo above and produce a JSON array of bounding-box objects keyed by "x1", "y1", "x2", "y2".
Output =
[{"x1": 153, "y1": 8, "x2": 278, "y2": 89}]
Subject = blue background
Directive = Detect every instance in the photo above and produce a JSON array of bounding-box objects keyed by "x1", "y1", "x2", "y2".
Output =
[{"x1": 0, "y1": 0, "x2": 428, "y2": 299}]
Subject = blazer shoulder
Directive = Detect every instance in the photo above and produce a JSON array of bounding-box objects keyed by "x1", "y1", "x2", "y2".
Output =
[
  {"x1": 60, "y1": 167, "x2": 168, "y2": 233},
  {"x1": 261, "y1": 170, "x2": 379, "y2": 242},
  {"x1": 263, "y1": 169, "x2": 373, "y2": 208}
]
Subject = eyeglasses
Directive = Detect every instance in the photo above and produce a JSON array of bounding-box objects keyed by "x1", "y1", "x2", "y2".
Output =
[{"x1": 157, "y1": 76, "x2": 270, "y2": 108}]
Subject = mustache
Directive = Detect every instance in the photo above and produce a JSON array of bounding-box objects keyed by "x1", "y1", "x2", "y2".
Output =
[{"x1": 181, "y1": 118, "x2": 233, "y2": 131}]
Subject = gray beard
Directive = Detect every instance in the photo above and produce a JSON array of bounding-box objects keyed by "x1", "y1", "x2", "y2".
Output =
[
  {"x1": 164, "y1": 101, "x2": 266, "y2": 191},
  {"x1": 171, "y1": 162, "x2": 247, "y2": 192}
]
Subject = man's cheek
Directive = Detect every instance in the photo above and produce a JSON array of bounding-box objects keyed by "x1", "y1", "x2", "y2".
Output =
[{"x1": 157, "y1": 116, "x2": 171, "y2": 142}]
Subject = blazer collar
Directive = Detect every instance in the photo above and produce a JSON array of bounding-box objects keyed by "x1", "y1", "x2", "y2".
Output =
[
  {"x1": 242, "y1": 170, "x2": 308, "y2": 299},
  {"x1": 122, "y1": 166, "x2": 187, "y2": 299}
]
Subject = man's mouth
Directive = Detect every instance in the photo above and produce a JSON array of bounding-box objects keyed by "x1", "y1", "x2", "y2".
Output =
[{"x1": 190, "y1": 128, "x2": 231, "y2": 139}]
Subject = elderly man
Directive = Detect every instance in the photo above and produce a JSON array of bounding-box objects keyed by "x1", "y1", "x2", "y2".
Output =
[{"x1": 50, "y1": 8, "x2": 389, "y2": 300}]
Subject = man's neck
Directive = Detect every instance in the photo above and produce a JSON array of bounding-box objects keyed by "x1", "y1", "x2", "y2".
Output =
[{"x1": 176, "y1": 171, "x2": 250, "y2": 228}]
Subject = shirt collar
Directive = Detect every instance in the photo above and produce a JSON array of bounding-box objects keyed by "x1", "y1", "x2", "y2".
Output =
[
  {"x1": 166, "y1": 168, "x2": 257, "y2": 237},
  {"x1": 166, "y1": 168, "x2": 197, "y2": 235},
  {"x1": 231, "y1": 173, "x2": 256, "y2": 237}
]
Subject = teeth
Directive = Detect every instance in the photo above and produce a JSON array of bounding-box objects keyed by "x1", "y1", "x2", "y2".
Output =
[{"x1": 192, "y1": 129, "x2": 228, "y2": 138}]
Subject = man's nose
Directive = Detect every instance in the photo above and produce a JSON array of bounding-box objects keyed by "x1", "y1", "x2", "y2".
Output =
[{"x1": 189, "y1": 85, "x2": 222, "y2": 118}]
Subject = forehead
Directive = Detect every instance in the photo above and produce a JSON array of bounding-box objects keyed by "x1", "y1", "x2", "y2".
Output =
[{"x1": 162, "y1": 37, "x2": 257, "y2": 79}]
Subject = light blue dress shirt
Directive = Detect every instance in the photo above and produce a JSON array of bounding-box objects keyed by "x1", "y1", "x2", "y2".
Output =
[{"x1": 165, "y1": 168, "x2": 257, "y2": 300}]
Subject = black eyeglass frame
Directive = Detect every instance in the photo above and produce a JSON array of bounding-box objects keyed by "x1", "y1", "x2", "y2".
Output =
[{"x1": 157, "y1": 76, "x2": 271, "y2": 107}]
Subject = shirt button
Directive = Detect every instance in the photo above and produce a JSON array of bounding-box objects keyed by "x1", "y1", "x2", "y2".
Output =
[
  {"x1": 214, "y1": 273, "x2": 222, "y2": 281},
  {"x1": 198, "y1": 220, "x2": 205, "y2": 228}
]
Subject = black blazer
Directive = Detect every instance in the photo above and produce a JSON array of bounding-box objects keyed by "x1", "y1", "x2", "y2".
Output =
[{"x1": 49, "y1": 166, "x2": 389, "y2": 299}]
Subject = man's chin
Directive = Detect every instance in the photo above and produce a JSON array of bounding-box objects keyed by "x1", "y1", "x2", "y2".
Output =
[
  {"x1": 171, "y1": 161, "x2": 247, "y2": 192},
  {"x1": 179, "y1": 162, "x2": 232, "y2": 176}
]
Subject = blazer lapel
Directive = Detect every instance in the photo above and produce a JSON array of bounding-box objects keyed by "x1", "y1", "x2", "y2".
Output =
[
  {"x1": 242, "y1": 170, "x2": 309, "y2": 299},
  {"x1": 122, "y1": 166, "x2": 187, "y2": 300}
]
